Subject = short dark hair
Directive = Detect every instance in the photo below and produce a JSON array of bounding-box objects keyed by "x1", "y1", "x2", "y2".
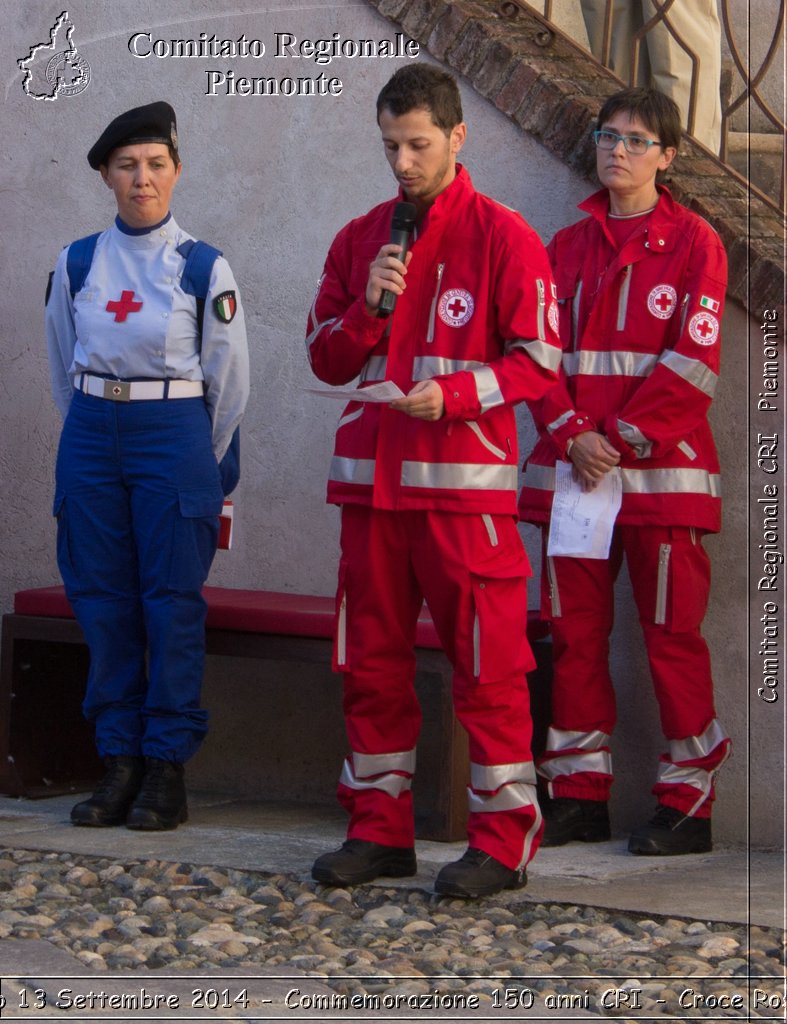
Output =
[
  {"x1": 597, "y1": 87, "x2": 682, "y2": 150},
  {"x1": 376, "y1": 64, "x2": 463, "y2": 133}
]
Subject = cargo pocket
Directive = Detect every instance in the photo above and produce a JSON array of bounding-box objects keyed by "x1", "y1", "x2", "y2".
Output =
[
  {"x1": 470, "y1": 547, "x2": 534, "y2": 683},
  {"x1": 52, "y1": 492, "x2": 77, "y2": 589},
  {"x1": 169, "y1": 486, "x2": 223, "y2": 590},
  {"x1": 659, "y1": 527, "x2": 711, "y2": 632}
]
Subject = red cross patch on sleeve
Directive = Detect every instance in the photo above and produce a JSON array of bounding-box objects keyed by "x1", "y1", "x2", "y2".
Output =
[{"x1": 688, "y1": 311, "x2": 719, "y2": 346}]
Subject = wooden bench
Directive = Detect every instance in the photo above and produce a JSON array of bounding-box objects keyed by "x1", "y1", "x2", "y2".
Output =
[{"x1": 0, "y1": 585, "x2": 551, "y2": 842}]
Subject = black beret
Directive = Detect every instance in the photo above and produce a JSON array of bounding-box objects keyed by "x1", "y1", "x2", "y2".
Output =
[{"x1": 87, "y1": 101, "x2": 178, "y2": 169}]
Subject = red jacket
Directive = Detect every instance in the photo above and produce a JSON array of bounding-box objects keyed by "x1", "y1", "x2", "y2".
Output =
[
  {"x1": 518, "y1": 187, "x2": 727, "y2": 531},
  {"x1": 307, "y1": 166, "x2": 561, "y2": 515}
]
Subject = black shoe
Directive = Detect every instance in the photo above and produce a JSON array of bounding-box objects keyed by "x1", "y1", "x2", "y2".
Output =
[
  {"x1": 125, "y1": 757, "x2": 188, "y2": 831},
  {"x1": 311, "y1": 839, "x2": 417, "y2": 886},
  {"x1": 628, "y1": 804, "x2": 712, "y2": 855},
  {"x1": 434, "y1": 848, "x2": 526, "y2": 899},
  {"x1": 71, "y1": 755, "x2": 145, "y2": 827},
  {"x1": 541, "y1": 797, "x2": 611, "y2": 847}
]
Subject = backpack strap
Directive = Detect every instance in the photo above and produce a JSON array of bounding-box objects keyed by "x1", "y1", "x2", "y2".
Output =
[
  {"x1": 66, "y1": 232, "x2": 102, "y2": 298},
  {"x1": 176, "y1": 238, "x2": 239, "y2": 495},
  {"x1": 176, "y1": 239, "x2": 223, "y2": 337}
]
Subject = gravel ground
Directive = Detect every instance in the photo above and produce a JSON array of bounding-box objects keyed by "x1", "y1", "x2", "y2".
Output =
[{"x1": 0, "y1": 847, "x2": 784, "y2": 1021}]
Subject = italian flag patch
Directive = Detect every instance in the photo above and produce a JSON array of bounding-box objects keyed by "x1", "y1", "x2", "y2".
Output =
[
  {"x1": 700, "y1": 295, "x2": 720, "y2": 313},
  {"x1": 214, "y1": 291, "x2": 237, "y2": 323}
]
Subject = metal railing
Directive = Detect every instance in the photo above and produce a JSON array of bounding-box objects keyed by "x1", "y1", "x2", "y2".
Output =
[{"x1": 499, "y1": 0, "x2": 786, "y2": 216}]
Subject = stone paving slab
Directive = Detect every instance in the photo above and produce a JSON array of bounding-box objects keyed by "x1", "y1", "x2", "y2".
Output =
[{"x1": 0, "y1": 794, "x2": 781, "y2": 932}]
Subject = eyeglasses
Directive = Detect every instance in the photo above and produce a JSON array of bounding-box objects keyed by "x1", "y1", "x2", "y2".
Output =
[{"x1": 593, "y1": 129, "x2": 663, "y2": 155}]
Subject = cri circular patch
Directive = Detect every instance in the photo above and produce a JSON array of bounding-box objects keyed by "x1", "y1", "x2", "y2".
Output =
[
  {"x1": 438, "y1": 288, "x2": 475, "y2": 328},
  {"x1": 647, "y1": 284, "x2": 677, "y2": 319},
  {"x1": 688, "y1": 311, "x2": 719, "y2": 346},
  {"x1": 548, "y1": 301, "x2": 559, "y2": 334}
]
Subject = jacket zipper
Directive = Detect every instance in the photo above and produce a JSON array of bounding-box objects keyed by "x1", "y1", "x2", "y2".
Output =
[
  {"x1": 426, "y1": 262, "x2": 445, "y2": 343},
  {"x1": 617, "y1": 265, "x2": 632, "y2": 331},
  {"x1": 536, "y1": 278, "x2": 546, "y2": 341},
  {"x1": 547, "y1": 556, "x2": 561, "y2": 618},
  {"x1": 336, "y1": 592, "x2": 347, "y2": 666},
  {"x1": 655, "y1": 543, "x2": 671, "y2": 625},
  {"x1": 680, "y1": 292, "x2": 691, "y2": 333}
]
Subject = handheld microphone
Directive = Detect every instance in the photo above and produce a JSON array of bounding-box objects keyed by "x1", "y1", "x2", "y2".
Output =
[{"x1": 377, "y1": 201, "x2": 417, "y2": 318}]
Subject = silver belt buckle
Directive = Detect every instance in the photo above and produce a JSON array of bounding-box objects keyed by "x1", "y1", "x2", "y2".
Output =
[{"x1": 103, "y1": 380, "x2": 131, "y2": 402}]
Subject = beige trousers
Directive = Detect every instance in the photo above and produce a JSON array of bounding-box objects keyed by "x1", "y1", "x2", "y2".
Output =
[{"x1": 580, "y1": 0, "x2": 722, "y2": 152}]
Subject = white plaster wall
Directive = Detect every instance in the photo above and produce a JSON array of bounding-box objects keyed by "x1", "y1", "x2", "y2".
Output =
[{"x1": 0, "y1": 0, "x2": 769, "y2": 846}]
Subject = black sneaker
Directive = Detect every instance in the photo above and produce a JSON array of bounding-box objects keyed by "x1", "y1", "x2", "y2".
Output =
[
  {"x1": 434, "y1": 848, "x2": 526, "y2": 899},
  {"x1": 125, "y1": 758, "x2": 188, "y2": 831},
  {"x1": 628, "y1": 804, "x2": 712, "y2": 855},
  {"x1": 541, "y1": 797, "x2": 611, "y2": 847},
  {"x1": 312, "y1": 839, "x2": 417, "y2": 886},
  {"x1": 71, "y1": 755, "x2": 145, "y2": 827}
]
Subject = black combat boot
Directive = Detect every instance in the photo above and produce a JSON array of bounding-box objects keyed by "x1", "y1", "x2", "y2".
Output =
[
  {"x1": 312, "y1": 839, "x2": 417, "y2": 886},
  {"x1": 541, "y1": 797, "x2": 611, "y2": 847},
  {"x1": 435, "y1": 848, "x2": 527, "y2": 898},
  {"x1": 71, "y1": 755, "x2": 145, "y2": 827},
  {"x1": 125, "y1": 757, "x2": 188, "y2": 830},
  {"x1": 628, "y1": 804, "x2": 712, "y2": 855}
]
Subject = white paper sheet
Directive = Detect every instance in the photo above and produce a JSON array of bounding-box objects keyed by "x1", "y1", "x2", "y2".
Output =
[
  {"x1": 547, "y1": 461, "x2": 623, "y2": 559},
  {"x1": 306, "y1": 381, "x2": 406, "y2": 402}
]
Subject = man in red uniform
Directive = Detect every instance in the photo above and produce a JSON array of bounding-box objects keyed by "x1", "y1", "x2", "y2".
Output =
[
  {"x1": 519, "y1": 87, "x2": 731, "y2": 855},
  {"x1": 307, "y1": 64, "x2": 561, "y2": 897}
]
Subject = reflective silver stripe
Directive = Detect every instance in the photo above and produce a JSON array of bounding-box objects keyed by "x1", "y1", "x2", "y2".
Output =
[
  {"x1": 659, "y1": 739, "x2": 731, "y2": 816},
  {"x1": 353, "y1": 749, "x2": 416, "y2": 777},
  {"x1": 545, "y1": 727, "x2": 611, "y2": 752},
  {"x1": 340, "y1": 758, "x2": 412, "y2": 799},
  {"x1": 401, "y1": 461, "x2": 518, "y2": 492},
  {"x1": 521, "y1": 794, "x2": 542, "y2": 869},
  {"x1": 617, "y1": 265, "x2": 632, "y2": 330},
  {"x1": 617, "y1": 419, "x2": 653, "y2": 459},
  {"x1": 305, "y1": 316, "x2": 338, "y2": 353},
  {"x1": 471, "y1": 365, "x2": 504, "y2": 412},
  {"x1": 655, "y1": 543, "x2": 671, "y2": 625},
  {"x1": 468, "y1": 781, "x2": 538, "y2": 814},
  {"x1": 329, "y1": 456, "x2": 376, "y2": 486},
  {"x1": 413, "y1": 356, "x2": 482, "y2": 379},
  {"x1": 360, "y1": 355, "x2": 388, "y2": 383},
  {"x1": 537, "y1": 750, "x2": 613, "y2": 780},
  {"x1": 470, "y1": 761, "x2": 536, "y2": 791},
  {"x1": 465, "y1": 421, "x2": 507, "y2": 460},
  {"x1": 546, "y1": 409, "x2": 576, "y2": 434},
  {"x1": 337, "y1": 408, "x2": 363, "y2": 429},
  {"x1": 426, "y1": 262, "x2": 445, "y2": 343},
  {"x1": 660, "y1": 349, "x2": 718, "y2": 397},
  {"x1": 656, "y1": 761, "x2": 709, "y2": 794},
  {"x1": 678, "y1": 440, "x2": 697, "y2": 461},
  {"x1": 481, "y1": 513, "x2": 499, "y2": 547},
  {"x1": 546, "y1": 556, "x2": 561, "y2": 618},
  {"x1": 562, "y1": 350, "x2": 659, "y2": 378},
  {"x1": 524, "y1": 463, "x2": 721, "y2": 498},
  {"x1": 536, "y1": 278, "x2": 546, "y2": 341},
  {"x1": 668, "y1": 719, "x2": 728, "y2": 764},
  {"x1": 623, "y1": 468, "x2": 721, "y2": 497},
  {"x1": 514, "y1": 338, "x2": 563, "y2": 373}
]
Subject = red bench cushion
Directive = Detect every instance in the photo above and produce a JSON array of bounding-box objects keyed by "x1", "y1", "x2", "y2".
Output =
[{"x1": 13, "y1": 585, "x2": 548, "y2": 650}]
